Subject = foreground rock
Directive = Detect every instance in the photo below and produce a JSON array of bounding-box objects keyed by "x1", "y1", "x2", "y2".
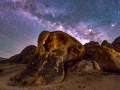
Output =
[
  {"x1": 84, "y1": 41, "x2": 120, "y2": 72},
  {"x1": 11, "y1": 30, "x2": 85, "y2": 85},
  {"x1": 68, "y1": 59, "x2": 101, "y2": 76}
]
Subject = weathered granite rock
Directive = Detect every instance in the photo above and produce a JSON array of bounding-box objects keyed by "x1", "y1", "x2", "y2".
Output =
[
  {"x1": 36, "y1": 31, "x2": 85, "y2": 60},
  {"x1": 35, "y1": 30, "x2": 50, "y2": 55},
  {"x1": 68, "y1": 59, "x2": 100, "y2": 76},
  {"x1": 4, "y1": 45, "x2": 36, "y2": 64},
  {"x1": 103, "y1": 46, "x2": 120, "y2": 72},
  {"x1": 13, "y1": 53, "x2": 64, "y2": 85},
  {"x1": 83, "y1": 41, "x2": 120, "y2": 72},
  {"x1": 19, "y1": 45, "x2": 36, "y2": 64},
  {"x1": 11, "y1": 30, "x2": 85, "y2": 85},
  {"x1": 92, "y1": 60, "x2": 101, "y2": 71},
  {"x1": 83, "y1": 41, "x2": 100, "y2": 60},
  {"x1": 112, "y1": 36, "x2": 120, "y2": 52},
  {"x1": 101, "y1": 40, "x2": 114, "y2": 49}
]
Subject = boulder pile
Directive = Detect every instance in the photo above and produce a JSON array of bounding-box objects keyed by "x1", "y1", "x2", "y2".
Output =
[
  {"x1": 10, "y1": 30, "x2": 85, "y2": 85},
  {"x1": 8, "y1": 30, "x2": 120, "y2": 85}
]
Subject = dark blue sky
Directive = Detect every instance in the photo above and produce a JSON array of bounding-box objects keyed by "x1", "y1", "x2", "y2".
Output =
[{"x1": 0, "y1": 0, "x2": 120, "y2": 58}]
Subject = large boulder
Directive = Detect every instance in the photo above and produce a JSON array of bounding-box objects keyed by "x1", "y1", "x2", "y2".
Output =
[
  {"x1": 18, "y1": 45, "x2": 36, "y2": 64},
  {"x1": 5, "y1": 45, "x2": 36, "y2": 64},
  {"x1": 68, "y1": 59, "x2": 101, "y2": 76},
  {"x1": 112, "y1": 36, "x2": 120, "y2": 52},
  {"x1": 83, "y1": 41, "x2": 100, "y2": 60},
  {"x1": 83, "y1": 41, "x2": 120, "y2": 72},
  {"x1": 11, "y1": 30, "x2": 85, "y2": 85}
]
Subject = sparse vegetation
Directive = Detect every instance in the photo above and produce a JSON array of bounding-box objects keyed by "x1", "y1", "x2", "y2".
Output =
[
  {"x1": 9, "y1": 77, "x2": 14, "y2": 81},
  {"x1": 9, "y1": 77, "x2": 21, "y2": 86},
  {"x1": 102, "y1": 72, "x2": 110, "y2": 75},
  {"x1": 22, "y1": 80, "x2": 28, "y2": 86}
]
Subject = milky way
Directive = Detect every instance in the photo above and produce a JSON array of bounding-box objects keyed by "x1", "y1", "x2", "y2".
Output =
[{"x1": 0, "y1": 0, "x2": 120, "y2": 58}]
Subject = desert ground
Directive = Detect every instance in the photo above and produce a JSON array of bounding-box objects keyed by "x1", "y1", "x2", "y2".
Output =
[{"x1": 0, "y1": 63, "x2": 120, "y2": 90}]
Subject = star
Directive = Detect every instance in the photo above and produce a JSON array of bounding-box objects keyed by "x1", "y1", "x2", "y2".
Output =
[
  {"x1": 88, "y1": 29, "x2": 92, "y2": 32},
  {"x1": 111, "y1": 23, "x2": 115, "y2": 27}
]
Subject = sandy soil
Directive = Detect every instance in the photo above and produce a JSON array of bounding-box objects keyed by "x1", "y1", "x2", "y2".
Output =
[{"x1": 0, "y1": 63, "x2": 120, "y2": 90}]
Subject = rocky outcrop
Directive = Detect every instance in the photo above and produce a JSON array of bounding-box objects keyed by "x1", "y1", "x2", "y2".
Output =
[
  {"x1": 11, "y1": 30, "x2": 85, "y2": 85},
  {"x1": 68, "y1": 59, "x2": 101, "y2": 76},
  {"x1": 18, "y1": 45, "x2": 36, "y2": 64},
  {"x1": 83, "y1": 41, "x2": 100, "y2": 60},
  {"x1": 112, "y1": 36, "x2": 120, "y2": 52},
  {"x1": 101, "y1": 40, "x2": 114, "y2": 49},
  {"x1": 83, "y1": 41, "x2": 120, "y2": 72},
  {"x1": 4, "y1": 45, "x2": 36, "y2": 64},
  {"x1": 9, "y1": 31, "x2": 120, "y2": 86}
]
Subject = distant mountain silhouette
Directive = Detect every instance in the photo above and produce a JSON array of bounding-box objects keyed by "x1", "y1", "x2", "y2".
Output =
[{"x1": 0, "y1": 57, "x2": 7, "y2": 61}]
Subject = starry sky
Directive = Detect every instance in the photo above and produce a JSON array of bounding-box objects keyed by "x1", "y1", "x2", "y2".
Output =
[{"x1": 0, "y1": 0, "x2": 120, "y2": 58}]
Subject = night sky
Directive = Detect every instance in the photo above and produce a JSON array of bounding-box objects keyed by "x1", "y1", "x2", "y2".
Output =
[{"x1": 0, "y1": 0, "x2": 120, "y2": 58}]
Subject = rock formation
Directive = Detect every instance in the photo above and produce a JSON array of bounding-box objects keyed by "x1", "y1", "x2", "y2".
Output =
[
  {"x1": 10, "y1": 30, "x2": 85, "y2": 85},
  {"x1": 101, "y1": 40, "x2": 114, "y2": 49},
  {"x1": 18, "y1": 45, "x2": 36, "y2": 64},
  {"x1": 112, "y1": 36, "x2": 120, "y2": 52},
  {"x1": 3, "y1": 45, "x2": 36, "y2": 64},
  {"x1": 83, "y1": 41, "x2": 120, "y2": 72},
  {"x1": 9, "y1": 32, "x2": 120, "y2": 86},
  {"x1": 68, "y1": 59, "x2": 101, "y2": 76}
]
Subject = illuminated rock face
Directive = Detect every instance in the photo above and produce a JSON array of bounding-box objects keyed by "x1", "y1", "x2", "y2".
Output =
[
  {"x1": 12, "y1": 30, "x2": 85, "y2": 85},
  {"x1": 44, "y1": 31, "x2": 85, "y2": 61},
  {"x1": 35, "y1": 31, "x2": 50, "y2": 55}
]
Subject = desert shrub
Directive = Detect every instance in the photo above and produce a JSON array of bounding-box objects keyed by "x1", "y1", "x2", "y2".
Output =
[
  {"x1": 9, "y1": 77, "x2": 14, "y2": 81},
  {"x1": 9, "y1": 77, "x2": 21, "y2": 86},
  {"x1": 102, "y1": 72, "x2": 110, "y2": 75},
  {"x1": 22, "y1": 80, "x2": 28, "y2": 85}
]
